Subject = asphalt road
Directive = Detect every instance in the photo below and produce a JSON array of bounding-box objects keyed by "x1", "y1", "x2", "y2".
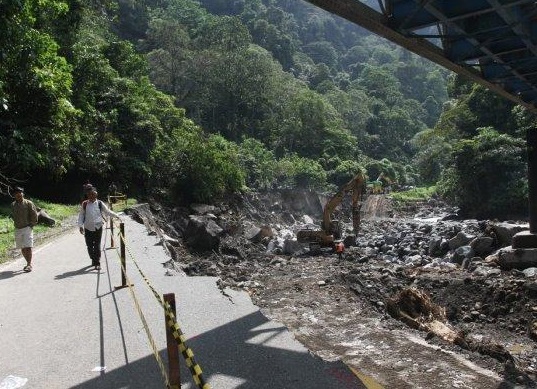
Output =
[{"x1": 0, "y1": 213, "x2": 369, "y2": 389}]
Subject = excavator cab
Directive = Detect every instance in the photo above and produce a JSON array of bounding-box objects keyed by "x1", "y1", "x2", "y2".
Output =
[
  {"x1": 297, "y1": 171, "x2": 365, "y2": 251},
  {"x1": 324, "y1": 219, "x2": 342, "y2": 240}
]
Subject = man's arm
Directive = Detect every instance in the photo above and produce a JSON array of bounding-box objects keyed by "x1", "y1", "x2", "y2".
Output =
[
  {"x1": 100, "y1": 201, "x2": 121, "y2": 220},
  {"x1": 77, "y1": 205, "x2": 86, "y2": 234},
  {"x1": 29, "y1": 201, "x2": 38, "y2": 227}
]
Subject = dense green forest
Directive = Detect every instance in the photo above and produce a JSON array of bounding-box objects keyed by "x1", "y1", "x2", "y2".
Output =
[{"x1": 1, "y1": 0, "x2": 536, "y2": 218}]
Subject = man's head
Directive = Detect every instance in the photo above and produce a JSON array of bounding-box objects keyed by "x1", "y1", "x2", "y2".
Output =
[
  {"x1": 87, "y1": 187, "x2": 98, "y2": 201},
  {"x1": 13, "y1": 187, "x2": 24, "y2": 201}
]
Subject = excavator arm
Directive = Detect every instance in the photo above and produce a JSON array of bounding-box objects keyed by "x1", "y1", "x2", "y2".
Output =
[
  {"x1": 297, "y1": 171, "x2": 365, "y2": 248},
  {"x1": 321, "y1": 171, "x2": 365, "y2": 236}
]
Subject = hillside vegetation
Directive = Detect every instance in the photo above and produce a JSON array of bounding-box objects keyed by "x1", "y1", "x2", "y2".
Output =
[{"x1": 0, "y1": 0, "x2": 535, "y2": 218}]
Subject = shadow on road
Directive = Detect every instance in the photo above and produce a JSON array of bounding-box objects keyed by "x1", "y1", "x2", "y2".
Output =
[
  {"x1": 0, "y1": 269, "x2": 26, "y2": 280},
  {"x1": 54, "y1": 265, "x2": 95, "y2": 279},
  {"x1": 70, "y1": 309, "x2": 367, "y2": 389},
  {"x1": 67, "y1": 233, "x2": 368, "y2": 389},
  {"x1": 99, "y1": 254, "x2": 130, "y2": 365}
]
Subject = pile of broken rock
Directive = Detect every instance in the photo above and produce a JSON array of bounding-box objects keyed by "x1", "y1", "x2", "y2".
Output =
[{"x1": 126, "y1": 191, "x2": 537, "y2": 387}]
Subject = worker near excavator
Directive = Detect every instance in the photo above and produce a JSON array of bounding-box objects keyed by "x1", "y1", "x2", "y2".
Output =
[{"x1": 335, "y1": 240, "x2": 345, "y2": 260}]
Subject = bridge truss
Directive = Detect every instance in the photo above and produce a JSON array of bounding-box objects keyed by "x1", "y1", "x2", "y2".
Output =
[{"x1": 305, "y1": 0, "x2": 537, "y2": 114}]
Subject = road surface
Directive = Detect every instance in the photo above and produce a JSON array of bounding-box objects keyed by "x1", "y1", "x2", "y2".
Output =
[{"x1": 0, "y1": 210, "x2": 368, "y2": 389}]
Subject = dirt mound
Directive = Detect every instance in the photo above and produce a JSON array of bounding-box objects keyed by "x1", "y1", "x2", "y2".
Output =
[{"x1": 362, "y1": 194, "x2": 392, "y2": 218}]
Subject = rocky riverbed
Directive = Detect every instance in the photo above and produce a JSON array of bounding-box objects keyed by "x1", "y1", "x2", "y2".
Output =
[{"x1": 127, "y1": 190, "x2": 537, "y2": 388}]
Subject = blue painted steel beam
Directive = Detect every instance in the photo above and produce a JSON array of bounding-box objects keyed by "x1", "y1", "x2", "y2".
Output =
[{"x1": 305, "y1": 0, "x2": 537, "y2": 112}]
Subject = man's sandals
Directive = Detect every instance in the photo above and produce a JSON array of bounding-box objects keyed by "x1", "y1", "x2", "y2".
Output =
[{"x1": 23, "y1": 265, "x2": 32, "y2": 272}]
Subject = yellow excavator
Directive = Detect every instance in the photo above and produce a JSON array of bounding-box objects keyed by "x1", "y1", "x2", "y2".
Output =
[{"x1": 297, "y1": 171, "x2": 366, "y2": 248}]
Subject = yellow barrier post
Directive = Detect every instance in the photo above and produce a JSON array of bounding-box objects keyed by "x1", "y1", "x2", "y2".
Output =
[
  {"x1": 106, "y1": 196, "x2": 115, "y2": 249},
  {"x1": 114, "y1": 222, "x2": 132, "y2": 290},
  {"x1": 108, "y1": 205, "x2": 115, "y2": 248},
  {"x1": 108, "y1": 193, "x2": 127, "y2": 208},
  {"x1": 164, "y1": 293, "x2": 181, "y2": 389},
  {"x1": 109, "y1": 217, "x2": 115, "y2": 248}
]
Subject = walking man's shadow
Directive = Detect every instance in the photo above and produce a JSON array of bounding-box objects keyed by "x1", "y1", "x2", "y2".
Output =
[
  {"x1": 54, "y1": 265, "x2": 95, "y2": 280},
  {"x1": 0, "y1": 270, "x2": 26, "y2": 280}
]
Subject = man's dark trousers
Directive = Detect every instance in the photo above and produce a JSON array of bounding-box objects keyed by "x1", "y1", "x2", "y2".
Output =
[{"x1": 84, "y1": 227, "x2": 103, "y2": 266}]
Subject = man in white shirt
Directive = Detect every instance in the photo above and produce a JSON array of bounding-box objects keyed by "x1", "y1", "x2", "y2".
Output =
[{"x1": 77, "y1": 187, "x2": 121, "y2": 270}]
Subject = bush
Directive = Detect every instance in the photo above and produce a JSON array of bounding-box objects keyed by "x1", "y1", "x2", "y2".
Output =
[
  {"x1": 390, "y1": 186, "x2": 437, "y2": 202},
  {"x1": 238, "y1": 138, "x2": 277, "y2": 190},
  {"x1": 152, "y1": 127, "x2": 246, "y2": 204},
  {"x1": 438, "y1": 127, "x2": 527, "y2": 219},
  {"x1": 275, "y1": 154, "x2": 327, "y2": 189},
  {"x1": 365, "y1": 158, "x2": 397, "y2": 183},
  {"x1": 328, "y1": 160, "x2": 364, "y2": 187},
  {"x1": 174, "y1": 134, "x2": 245, "y2": 203}
]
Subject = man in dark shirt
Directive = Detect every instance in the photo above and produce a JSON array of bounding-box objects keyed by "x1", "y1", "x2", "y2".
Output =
[{"x1": 11, "y1": 187, "x2": 38, "y2": 272}]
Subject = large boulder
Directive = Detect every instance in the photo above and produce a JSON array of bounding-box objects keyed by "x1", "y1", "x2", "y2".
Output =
[
  {"x1": 282, "y1": 239, "x2": 306, "y2": 255},
  {"x1": 183, "y1": 215, "x2": 223, "y2": 252},
  {"x1": 190, "y1": 203, "x2": 218, "y2": 215},
  {"x1": 280, "y1": 189, "x2": 323, "y2": 216},
  {"x1": 498, "y1": 247, "x2": 537, "y2": 270},
  {"x1": 428, "y1": 237, "x2": 448, "y2": 257},
  {"x1": 452, "y1": 245, "x2": 474, "y2": 265},
  {"x1": 448, "y1": 231, "x2": 474, "y2": 250},
  {"x1": 244, "y1": 223, "x2": 274, "y2": 243},
  {"x1": 491, "y1": 222, "x2": 529, "y2": 247},
  {"x1": 37, "y1": 209, "x2": 56, "y2": 226},
  {"x1": 470, "y1": 236, "x2": 495, "y2": 256}
]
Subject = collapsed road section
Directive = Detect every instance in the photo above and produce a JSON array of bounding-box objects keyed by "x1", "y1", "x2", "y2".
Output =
[{"x1": 128, "y1": 190, "x2": 537, "y2": 388}]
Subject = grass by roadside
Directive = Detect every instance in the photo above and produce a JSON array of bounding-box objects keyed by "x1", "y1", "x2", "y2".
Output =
[
  {"x1": 387, "y1": 185, "x2": 439, "y2": 215},
  {"x1": 389, "y1": 185, "x2": 437, "y2": 203},
  {"x1": 0, "y1": 197, "x2": 137, "y2": 265}
]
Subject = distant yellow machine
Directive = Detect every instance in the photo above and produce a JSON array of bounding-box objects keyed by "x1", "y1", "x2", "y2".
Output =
[
  {"x1": 367, "y1": 173, "x2": 393, "y2": 194},
  {"x1": 297, "y1": 172, "x2": 365, "y2": 248},
  {"x1": 369, "y1": 180, "x2": 383, "y2": 194}
]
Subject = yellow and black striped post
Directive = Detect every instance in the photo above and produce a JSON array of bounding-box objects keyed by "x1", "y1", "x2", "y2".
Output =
[
  {"x1": 165, "y1": 308, "x2": 210, "y2": 389},
  {"x1": 115, "y1": 223, "x2": 132, "y2": 290},
  {"x1": 109, "y1": 216, "x2": 115, "y2": 248},
  {"x1": 120, "y1": 222, "x2": 126, "y2": 286},
  {"x1": 164, "y1": 293, "x2": 181, "y2": 389}
]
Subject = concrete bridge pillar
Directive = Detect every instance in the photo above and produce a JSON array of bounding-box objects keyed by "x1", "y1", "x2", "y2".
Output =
[{"x1": 512, "y1": 128, "x2": 537, "y2": 248}]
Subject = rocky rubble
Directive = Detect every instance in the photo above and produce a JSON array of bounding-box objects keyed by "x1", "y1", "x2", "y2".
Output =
[{"x1": 127, "y1": 190, "x2": 537, "y2": 388}]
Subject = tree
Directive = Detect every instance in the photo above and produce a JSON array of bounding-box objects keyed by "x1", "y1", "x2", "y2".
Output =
[
  {"x1": 433, "y1": 100, "x2": 477, "y2": 139},
  {"x1": 329, "y1": 160, "x2": 364, "y2": 187},
  {"x1": 370, "y1": 45, "x2": 398, "y2": 66},
  {"x1": 244, "y1": 4, "x2": 298, "y2": 69},
  {"x1": 303, "y1": 41, "x2": 338, "y2": 68},
  {"x1": 0, "y1": 0, "x2": 453, "y2": 201},
  {"x1": 465, "y1": 84, "x2": 517, "y2": 136},
  {"x1": 411, "y1": 129, "x2": 451, "y2": 184},
  {"x1": 145, "y1": 17, "x2": 193, "y2": 99},
  {"x1": 270, "y1": 89, "x2": 356, "y2": 161},
  {"x1": 0, "y1": 0, "x2": 77, "y2": 179},
  {"x1": 324, "y1": 87, "x2": 371, "y2": 144},
  {"x1": 151, "y1": 122, "x2": 246, "y2": 203},
  {"x1": 174, "y1": 134, "x2": 245, "y2": 203},
  {"x1": 151, "y1": 0, "x2": 210, "y2": 35},
  {"x1": 364, "y1": 99, "x2": 426, "y2": 161},
  {"x1": 357, "y1": 65, "x2": 402, "y2": 104},
  {"x1": 238, "y1": 137, "x2": 277, "y2": 189},
  {"x1": 275, "y1": 154, "x2": 327, "y2": 189},
  {"x1": 104, "y1": 41, "x2": 147, "y2": 79},
  {"x1": 438, "y1": 127, "x2": 526, "y2": 219}
]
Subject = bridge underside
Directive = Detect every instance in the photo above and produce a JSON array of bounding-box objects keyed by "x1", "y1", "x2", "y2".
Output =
[{"x1": 306, "y1": 0, "x2": 537, "y2": 114}]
